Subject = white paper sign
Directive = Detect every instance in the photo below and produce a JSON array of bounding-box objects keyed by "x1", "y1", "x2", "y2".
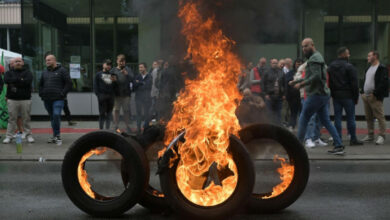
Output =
[{"x1": 70, "y1": 63, "x2": 81, "y2": 79}]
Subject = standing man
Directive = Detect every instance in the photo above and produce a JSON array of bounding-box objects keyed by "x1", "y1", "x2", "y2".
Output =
[
  {"x1": 110, "y1": 54, "x2": 134, "y2": 133},
  {"x1": 150, "y1": 61, "x2": 160, "y2": 119},
  {"x1": 249, "y1": 57, "x2": 267, "y2": 96},
  {"x1": 263, "y1": 58, "x2": 286, "y2": 124},
  {"x1": 3, "y1": 58, "x2": 34, "y2": 144},
  {"x1": 94, "y1": 59, "x2": 115, "y2": 130},
  {"x1": 290, "y1": 38, "x2": 344, "y2": 155},
  {"x1": 283, "y1": 58, "x2": 293, "y2": 74},
  {"x1": 39, "y1": 54, "x2": 72, "y2": 145},
  {"x1": 134, "y1": 63, "x2": 152, "y2": 134},
  {"x1": 328, "y1": 47, "x2": 363, "y2": 146},
  {"x1": 361, "y1": 51, "x2": 389, "y2": 145}
]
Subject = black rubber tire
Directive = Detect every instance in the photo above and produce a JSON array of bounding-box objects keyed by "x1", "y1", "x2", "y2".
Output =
[
  {"x1": 238, "y1": 123, "x2": 309, "y2": 213},
  {"x1": 120, "y1": 138, "x2": 169, "y2": 213},
  {"x1": 159, "y1": 135, "x2": 255, "y2": 219},
  {"x1": 62, "y1": 131, "x2": 149, "y2": 217}
]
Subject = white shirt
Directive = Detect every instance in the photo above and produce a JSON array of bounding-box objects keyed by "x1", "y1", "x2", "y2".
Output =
[{"x1": 364, "y1": 64, "x2": 379, "y2": 94}]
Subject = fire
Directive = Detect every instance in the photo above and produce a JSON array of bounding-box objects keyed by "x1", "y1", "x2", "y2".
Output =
[
  {"x1": 163, "y1": 1, "x2": 243, "y2": 206},
  {"x1": 77, "y1": 147, "x2": 107, "y2": 199},
  {"x1": 262, "y1": 155, "x2": 294, "y2": 199}
]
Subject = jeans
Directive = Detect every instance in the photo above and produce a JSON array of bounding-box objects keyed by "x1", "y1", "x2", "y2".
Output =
[
  {"x1": 333, "y1": 98, "x2": 358, "y2": 141},
  {"x1": 297, "y1": 95, "x2": 343, "y2": 147},
  {"x1": 44, "y1": 100, "x2": 64, "y2": 137},
  {"x1": 266, "y1": 98, "x2": 282, "y2": 124}
]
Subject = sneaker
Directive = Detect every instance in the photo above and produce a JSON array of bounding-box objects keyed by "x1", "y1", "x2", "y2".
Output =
[
  {"x1": 47, "y1": 136, "x2": 55, "y2": 143},
  {"x1": 54, "y1": 136, "x2": 62, "y2": 146},
  {"x1": 27, "y1": 135, "x2": 35, "y2": 143},
  {"x1": 314, "y1": 138, "x2": 328, "y2": 147},
  {"x1": 2, "y1": 137, "x2": 12, "y2": 144},
  {"x1": 362, "y1": 135, "x2": 374, "y2": 142},
  {"x1": 375, "y1": 136, "x2": 385, "y2": 145},
  {"x1": 288, "y1": 126, "x2": 294, "y2": 132},
  {"x1": 68, "y1": 121, "x2": 77, "y2": 126},
  {"x1": 21, "y1": 132, "x2": 26, "y2": 139},
  {"x1": 328, "y1": 136, "x2": 333, "y2": 142},
  {"x1": 305, "y1": 139, "x2": 316, "y2": 148},
  {"x1": 350, "y1": 139, "x2": 363, "y2": 146},
  {"x1": 328, "y1": 146, "x2": 345, "y2": 155}
]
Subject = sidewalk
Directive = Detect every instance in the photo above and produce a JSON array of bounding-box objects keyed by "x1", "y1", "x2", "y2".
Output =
[{"x1": 0, "y1": 121, "x2": 389, "y2": 161}]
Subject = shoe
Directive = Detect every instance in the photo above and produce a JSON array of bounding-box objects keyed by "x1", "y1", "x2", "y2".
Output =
[
  {"x1": 350, "y1": 139, "x2": 363, "y2": 146},
  {"x1": 68, "y1": 121, "x2": 77, "y2": 126},
  {"x1": 314, "y1": 138, "x2": 328, "y2": 147},
  {"x1": 22, "y1": 132, "x2": 26, "y2": 139},
  {"x1": 305, "y1": 139, "x2": 316, "y2": 148},
  {"x1": 375, "y1": 136, "x2": 385, "y2": 145},
  {"x1": 288, "y1": 126, "x2": 294, "y2": 132},
  {"x1": 54, "y1": 136, "x2": 62, "y2": 146},
  {"x1": 27, "y1": 135, "x2": 35, "y2": 143},
  {"x1": 47, "y1": 136, "x2": 55, "y2": 143},
  {"x1": 328, "y1": 146, "x2": 345, "y2": 155},
  {"x1": 2, "y1": 137, "x2": 11, "y2": 144},
  {"x1": 328, "y1": 136, "x2": 333, "y2": 142},
  {"x1": 362, "y1": 135, "x2": 374, "y2": 142}
]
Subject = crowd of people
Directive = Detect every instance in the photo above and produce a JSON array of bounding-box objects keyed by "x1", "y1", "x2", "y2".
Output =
[
  {"x1": 237, "y1": 38, "x2": 389, "y2": 155},
  {"x1": 0, "y1": 38, "x2": 388, "y2": 155}
]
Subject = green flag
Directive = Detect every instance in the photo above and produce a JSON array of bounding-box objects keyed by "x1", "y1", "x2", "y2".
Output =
[{"x1": 0, "y1": 51, "x2": 9, "y2": 129}]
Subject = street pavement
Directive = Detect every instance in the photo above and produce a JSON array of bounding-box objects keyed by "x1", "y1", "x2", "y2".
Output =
[
  {"x1": 0, "y1": 160, "x2": 390, "y2": 219},
  {"x1": 0, "y1": 120, "x2": 390, "y2": 219}
]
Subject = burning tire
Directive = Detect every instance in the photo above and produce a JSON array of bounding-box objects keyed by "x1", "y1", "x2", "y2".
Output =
[
  {"x1": 158, "y1": 134, "x2": 255, "y2": 219},
  {"x1": 62, "y1": 131, "x2": 149, "y2": 217},
  {"x1": 119, "y1": 126, "x2": 169, "y2": 213},
  {"x1": 120, "y1": 139, "x2": 168, "y2": 213},
  {"x1": 238, "y1": 123, "x2": 309, "y2": 213}
]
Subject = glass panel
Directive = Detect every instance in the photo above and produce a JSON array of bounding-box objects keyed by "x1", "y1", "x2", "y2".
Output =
[
  {"x1": 305, "y1": 0, "x2": 373, "y2": 79},
  {"x1": 22, "y1": 0, "x2": 91, "y2": 92},
  {"x1": 94, "y1": 0, "x2": 138, "y2": 73}
]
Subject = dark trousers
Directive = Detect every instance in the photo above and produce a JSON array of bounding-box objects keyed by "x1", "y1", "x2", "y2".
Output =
[
  {"x1": 266, "y1": 98, "x2": 283, "y2": 124},
  {"x1": 98, "y1": 94, "x2": 114, "y2": 129},
  {"x1": 287, "y1": 99, "x2": 302, "y2": 128},
  {"x1": 333, "y1": 98, "x2": 358, "y2": 141},
  {"x1": 63, "y1": 99, "x2": 72, "y2": 121},
  {"x1": 135, "y1": 97, "x2": 152, "y2": 132}
]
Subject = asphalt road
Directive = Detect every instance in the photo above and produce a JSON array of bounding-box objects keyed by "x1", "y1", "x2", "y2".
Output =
[{"x1": 1, "y1": 160, "x2": 390, "y2": 220}]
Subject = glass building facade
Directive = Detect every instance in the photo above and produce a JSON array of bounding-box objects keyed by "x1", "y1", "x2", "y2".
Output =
[{"x1": 1, "y1": 0, "x2": 389, "y2": 115}]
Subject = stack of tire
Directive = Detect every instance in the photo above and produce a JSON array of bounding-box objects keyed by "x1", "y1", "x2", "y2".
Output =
[{"x1": 62, "y1": 124, "x2": 309, "y2": 219}]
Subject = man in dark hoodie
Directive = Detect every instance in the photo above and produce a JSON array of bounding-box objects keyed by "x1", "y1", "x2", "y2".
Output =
[
  {"x1": 328, "y1": 47, "x2": 363, "y2": 146},
  {"x1": 39, "y1": 54, "x2": 72, "y2": 145},
  {"x1": 3, "y1": 57, "x2": 34, "y2": 144},
  {"x1": 94, "y1": 59, "x2": 115, "y2": 130},
  {"x1": 290, "y1": 38, "x2": 345, "y2": 155},
  {"x1": 134, "y1": 63, "x2": 152, "y2": 134}
]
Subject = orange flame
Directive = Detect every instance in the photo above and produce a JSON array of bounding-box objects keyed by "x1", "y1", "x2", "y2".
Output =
[
  {"x1": 262, "y1": 155, "x2": 294, "y2": 199},
  {"x1": 77, "y1": 147, "x2": 107, "y2": 199},
  {"x1": 163, "y1": 1, "x2": 243, "y2": 206}
]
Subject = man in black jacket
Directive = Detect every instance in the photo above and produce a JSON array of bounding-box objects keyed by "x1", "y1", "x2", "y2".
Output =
[
  {"x1": 94, "y1": 59, "x2": 115, "y2": 129},
  {"x1": 39, "y1": 54, "x2": 72, "y2": 145},
  {"x1": 3, "y1": 58, "x2": 34, "y2": 144},
  {"x1": 360, "y1": 51, "x2": 389, "y2": 145},
  {"x1": 263, "y1": 59, "x2": 286, "y2": 124},
  {"x1": 134, "y1": 63, "x2": 152, "y2": 134},
  {"x1": 328, "y1": 47, "x2": 363, "y2": 146}
]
